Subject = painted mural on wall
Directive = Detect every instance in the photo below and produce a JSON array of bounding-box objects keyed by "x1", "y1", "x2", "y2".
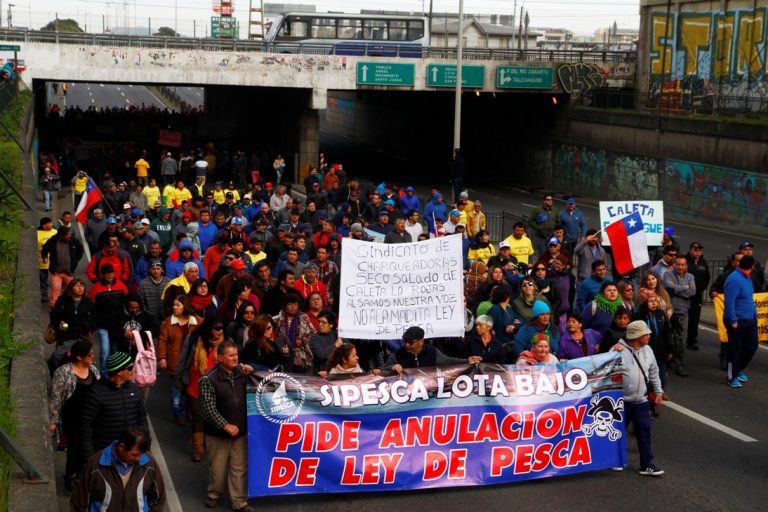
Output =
[
  {"x1": 648, "y1": 7, "x2": 768, "y2": 111},
  {"x1": 550, "y1": 143, "x2": 768, "y2": 229}
]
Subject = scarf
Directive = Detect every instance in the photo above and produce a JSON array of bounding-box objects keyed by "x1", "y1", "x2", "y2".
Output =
[
  {"x1": 190, "y1": 293, "x2": 213, "y2": 312},
  {"x1": 194, "y1": 336, "x2": 223, "y2": 374},
  {"x1": 595, "y1": 294, "x2": 624, "y2": 317},
  {"x1": 281, "y1": 313, "x2": 301, "y2": 347}
]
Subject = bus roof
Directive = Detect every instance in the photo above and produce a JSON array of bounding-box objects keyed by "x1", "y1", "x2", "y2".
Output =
[{"x1": 280, "y1": 12, "x2": 426, "y2": 21}]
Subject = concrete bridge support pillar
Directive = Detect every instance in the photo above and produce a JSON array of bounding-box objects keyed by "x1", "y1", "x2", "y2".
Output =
[{"x1": 296, "y1": 88, "x2": 325, "y2": 183}]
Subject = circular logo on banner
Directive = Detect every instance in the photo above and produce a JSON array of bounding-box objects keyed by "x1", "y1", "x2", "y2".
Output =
[{"x1": 255, "y1": 372, "x2": 305, "y2": 424}]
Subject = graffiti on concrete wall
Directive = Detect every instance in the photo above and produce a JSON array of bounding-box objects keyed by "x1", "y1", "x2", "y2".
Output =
[
  {"x1": 557, "y1": 63, "x2": 607, "y2": 97},
  {"x1": 649, "y1": 7, "x2": 768, "y2": 110},
  {"x1": 550, "y1": 143, "x2": 767, "y2": 228}
]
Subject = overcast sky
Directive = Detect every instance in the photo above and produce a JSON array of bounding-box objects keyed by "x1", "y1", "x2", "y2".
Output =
[{"x1": 9, "y1": 1, "x2": 640, "y2": 37}]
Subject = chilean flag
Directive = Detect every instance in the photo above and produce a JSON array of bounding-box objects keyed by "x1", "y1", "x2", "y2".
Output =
[
  {"x1": 604, "y1": 211, "x2": 650, "y2": 275},
  {"x1": 75, "y1": 179, "x2": 104, "y2": 225}
]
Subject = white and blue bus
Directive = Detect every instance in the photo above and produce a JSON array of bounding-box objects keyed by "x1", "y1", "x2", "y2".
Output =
[{"x1": 265, "y1": 12, "x2": 429, "y2": 57}]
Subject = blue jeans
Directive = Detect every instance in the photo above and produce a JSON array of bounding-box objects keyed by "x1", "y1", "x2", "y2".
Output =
[
  {"x1": 171, "y1": 380, "x2": 186, "y2": 419},
  {"x1": 43, "y1": 190, "x2": 53, "y2": 210},
  {"x1": 625, "y1": 401, "x2": 654, "y2": 468},
  {"x1": 97, "y1": 329, "x2": 113, "y2": 374}
]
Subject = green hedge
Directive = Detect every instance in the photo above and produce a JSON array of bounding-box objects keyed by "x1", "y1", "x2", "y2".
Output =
[{"x1": 0, "y1": 89, "x2": 31, "y2": 510}]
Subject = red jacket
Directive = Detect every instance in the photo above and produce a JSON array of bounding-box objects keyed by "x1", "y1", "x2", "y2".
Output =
[
  {"x1": 203, "y1": 245, "x2": 229, "y2": 281},
  {"x1": 313, "y1": 230, "x2": 334, "y2": 249},
  {"x1": 294, "y1": 277, "x2": 327, "y2": 306},
  {"x1": 85, "y1": 249, "x2": 133, "y2": 285}
]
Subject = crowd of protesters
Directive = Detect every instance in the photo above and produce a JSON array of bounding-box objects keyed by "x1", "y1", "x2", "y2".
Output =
[{"x1": 39, "y1": 148, "x2": 761, "y2": 508}]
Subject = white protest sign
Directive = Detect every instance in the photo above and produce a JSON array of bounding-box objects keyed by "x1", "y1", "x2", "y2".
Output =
[
  {"x1": 599, "y1": 201, "x2": 665, "y2": 246},
  {"x1": 338, "y1": 236, "x2": 465, "y2": 339}
]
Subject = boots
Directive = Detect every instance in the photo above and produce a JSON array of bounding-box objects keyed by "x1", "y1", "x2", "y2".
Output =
[{"x1": 192, "y1": 432, "x2": 205, "y2": 462}]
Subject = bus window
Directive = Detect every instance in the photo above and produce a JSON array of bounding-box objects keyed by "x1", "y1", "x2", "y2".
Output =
[
  {"x1": 311, "y1": 18, "x2": 336, "y2": 39},
  {"x1": 364, "y1": 19, "x2": 388, "y2": 40},
  {"x1": 407, "y1": 21, "x2": 425, "y2": 40},
  {"x1": 284, "y1": 18, "x2": 309, "y2": 38},
  {"x1": 338, "y1": 18, "x2": 363, "y2": 39},
  {"x1": 390, "y1": 20, "x2": 408, "y2": 41}
]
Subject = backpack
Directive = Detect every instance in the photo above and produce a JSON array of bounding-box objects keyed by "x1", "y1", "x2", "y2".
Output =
[{"x1": 132, "y1": 330, "x2": 157, "y2": 388}]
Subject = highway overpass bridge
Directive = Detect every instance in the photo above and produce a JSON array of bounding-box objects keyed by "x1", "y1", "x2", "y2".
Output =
[{"x1": 3, "y1": 29, "x2": 636, "y2": 179}]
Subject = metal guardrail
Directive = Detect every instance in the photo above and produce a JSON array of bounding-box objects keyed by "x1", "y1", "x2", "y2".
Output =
[{"x1": 0, "y1": 28, "x2": 637, "y2": 63}]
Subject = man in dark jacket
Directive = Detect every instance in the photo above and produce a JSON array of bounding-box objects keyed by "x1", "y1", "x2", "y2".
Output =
[
  {"x1": 71, "y1": 426, "x2": 165, "y2": 512},
  {"x1": 684, "y1": 242, "x2": 710, "y2": 350},
  {"x1": 80, "y1": 352, "x2": 147, "y2": 459},
  {"x1": 200, "y1": 341, "x2": 254, "y2": 512},
  {"x1": 41, "y1": 226, "x2": 84, "y2": 306},
  {"x1": 382, "y1": 326, "x2": 482, "y2": 373},
  {"x1": 89, "y1": 264, "x2": 129, "y2": 373}
]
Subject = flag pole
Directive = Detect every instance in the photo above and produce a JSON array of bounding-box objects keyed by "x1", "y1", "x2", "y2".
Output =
[{"x1": 78, "y1": 220, "x2": 92, "y2": 263}]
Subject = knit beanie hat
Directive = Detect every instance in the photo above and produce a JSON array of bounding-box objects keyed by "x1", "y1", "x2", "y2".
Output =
[
  {"x1": 532, "y1": 300, "x2": 551, "y2": 317},
  {"x1": 106, "y1": 352, "x2": 132, "y2": 375}
]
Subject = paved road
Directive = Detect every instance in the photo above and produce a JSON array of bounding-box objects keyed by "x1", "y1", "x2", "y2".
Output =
[
  {"x1": 169, "y1": 86, "x2": 205, "y2": 109},
  {"x1": 64, "y1": 82, "x2": 167, "y2": 110}
]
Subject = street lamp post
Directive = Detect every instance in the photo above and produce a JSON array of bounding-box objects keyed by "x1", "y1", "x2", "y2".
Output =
[{"x1": 452, "y1": 0, "x2": 464, "y2": 155}]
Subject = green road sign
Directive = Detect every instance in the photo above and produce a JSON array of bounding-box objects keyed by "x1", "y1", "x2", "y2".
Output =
[
  {"x1": 0, "y1": 45, "x2": 20, "y2": 52},
  {"x1": 211, "y1": 16, "x2": 238, "y2": 38},
  {"x1": 496, "y1": 66, "x2": 553, "y2": 89},
  {"x1": 356, "y1": 62, "x2": 415, "y2": 86},
  {"x1": 426, "y1": 64, "x2": 485, "y2": 88}
]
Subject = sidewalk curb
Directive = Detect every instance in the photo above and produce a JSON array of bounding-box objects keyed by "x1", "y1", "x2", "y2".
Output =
[{"x1": 8, "y1": 99, "x2": 58, "y2": 510}]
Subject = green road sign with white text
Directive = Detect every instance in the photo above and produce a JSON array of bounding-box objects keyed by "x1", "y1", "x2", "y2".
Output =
[
  {"x1": 426, "y1": 64, "x2": 485, "y2": 88},
  {"x1": 356, "y1": 62, "x2": 415, "y2": 86},
  {"x1": 496, "y1": 66, "x2": 553, "y2": 89},
  {"x1": 0, "y1": 45, "x2": 20, "y2": 52}
]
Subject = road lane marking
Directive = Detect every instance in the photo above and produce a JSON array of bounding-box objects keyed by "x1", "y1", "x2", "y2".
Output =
[
  {"x1": 147, "y1": 419, "x2": 183, "y2": 512},
  {"x1": 521, "y1": 203, "x2": 537, "y2": 208},
  {"x1": 700, "y1": 325, "x2": 768, "y2": 350},
  {"x1": 665, "y1": 401, "x2": 758, "y2": 442}
]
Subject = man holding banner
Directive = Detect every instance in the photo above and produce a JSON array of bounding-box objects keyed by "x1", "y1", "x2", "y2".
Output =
[
  {"x1": 723, "y1": 256, "x2": 759, "y2": 389},
  {"x1": 200, "y1": 340, "x2": 254, "y2": 512},
  {"x1": 382, "y1": 326, "x2": 482, "y2": 373}
]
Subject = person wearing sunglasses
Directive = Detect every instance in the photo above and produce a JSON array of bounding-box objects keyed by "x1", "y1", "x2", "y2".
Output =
[{"x1": 79, "y1": 352, "x2": 146, "y2": 461}]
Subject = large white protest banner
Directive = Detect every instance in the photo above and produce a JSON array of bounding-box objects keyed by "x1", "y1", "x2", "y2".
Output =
[
  {"x1": 599, "y1": 200, "x2": 665, "y2": 246},
  {"x1": 338, "y1": 236, "x2": 465, "y2": 339}
]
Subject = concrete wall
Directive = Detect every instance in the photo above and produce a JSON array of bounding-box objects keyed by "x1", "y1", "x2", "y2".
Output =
[
  {"x1": 562, "y1": 109, "x2": 768, "y2": 171},
  {"x1": 536, "y1": 140, "x2": 768, "y2": 232},
  {"x1": 638, "y1": 0, "x2": 768, "y2": 111},
  {"x1": 524, "y1": 107, "x2": 768, "y2": 233},
  {"x1": 8, "y1": 42, "x2": 635, "y2": 102}
]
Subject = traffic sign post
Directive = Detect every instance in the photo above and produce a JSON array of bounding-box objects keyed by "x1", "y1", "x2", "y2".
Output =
[
  {"x1": 426, "y1": 64, "x2": 484, "y2": 88},
  {"x1": 496, "y1": 66, "x2": 554, "y2": 89},
  {"x1": 356, "y1": 62, "x2": 415, "y2": 86}
]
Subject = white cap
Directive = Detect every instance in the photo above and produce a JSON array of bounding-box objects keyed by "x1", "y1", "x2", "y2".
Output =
[
  {"x1": 139, "y1": 218, "x2": 151, "y2": 226},
  {"x1": 123, "y1": 203, "x2": 132, "y2": 209},
  {"x1": 499, "y1": 241, "x2": 511, "y2": 249}
]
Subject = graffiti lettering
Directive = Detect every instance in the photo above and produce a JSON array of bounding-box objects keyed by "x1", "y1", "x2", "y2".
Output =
[
  {"x1": 557, "y1": 63, "x2": 606, "y2": 97},
  {"x1": 650, "y1": 8, "x2": 767, "y2": 80}
]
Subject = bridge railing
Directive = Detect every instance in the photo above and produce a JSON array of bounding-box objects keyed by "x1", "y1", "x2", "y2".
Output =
[
  {"x1": 0, "y1": 28, "x2": 636, "y2": 63},
  {"x1": 575, "y1": 88, "x2": 768, "y2": 116}
]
